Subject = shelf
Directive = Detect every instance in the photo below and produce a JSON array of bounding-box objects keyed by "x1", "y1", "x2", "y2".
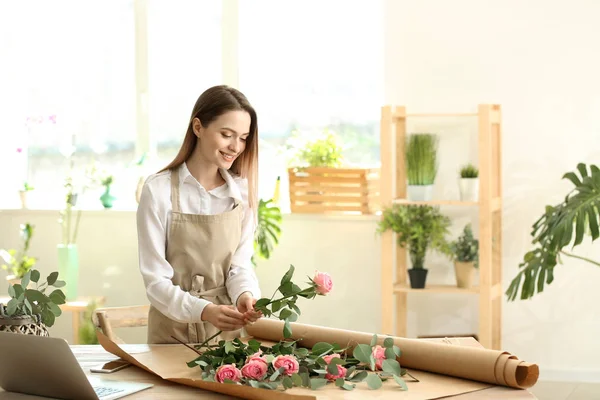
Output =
[
  {"x1": 392, "y1": 199, "x2": 479, "y2": 206},
  {"x1": 393, "y1": 284, "x2": 480, "y2": 294},
  {"x1": 394, "y1": 112, "x2": 479, "y2": 119}
]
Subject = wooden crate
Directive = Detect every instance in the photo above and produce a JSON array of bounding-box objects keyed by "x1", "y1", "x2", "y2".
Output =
[{"x1": 288, "y1": 167, "x2": 380, "y2": 214}]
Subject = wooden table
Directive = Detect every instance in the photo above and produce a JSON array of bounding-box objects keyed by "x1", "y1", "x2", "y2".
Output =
[
  {"x1": 0, "y1": 341, "x2": 538, "y2": 399},
  {"x1": 0, "y1": 297, "x2": 105, "y2": 345}
]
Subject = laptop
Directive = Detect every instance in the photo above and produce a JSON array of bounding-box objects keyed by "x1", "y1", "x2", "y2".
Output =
[{"x1": 0, "y1": 332, "x2": 153, "y2": 400}]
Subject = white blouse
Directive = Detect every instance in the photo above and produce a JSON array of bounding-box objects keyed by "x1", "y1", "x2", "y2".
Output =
[{"x1": 136, "y1": 162, "x2": 261, "y2": 324}]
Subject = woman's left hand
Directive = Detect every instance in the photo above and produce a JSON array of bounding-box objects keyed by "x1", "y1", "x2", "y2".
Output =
[{"x1": 236, "y1": 292, "x2": 262, "y2": 324}]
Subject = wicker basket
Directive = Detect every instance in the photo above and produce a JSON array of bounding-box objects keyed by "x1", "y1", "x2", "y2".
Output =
[{"x1": 0, "y1": 304, "x2": 49, "y2": 336}]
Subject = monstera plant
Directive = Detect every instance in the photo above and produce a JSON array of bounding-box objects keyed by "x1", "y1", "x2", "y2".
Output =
[
  {"x1": 506, "y1": 163, "x2": 600, "y2": 301},
  {"x1": 253, "y1": 198, "x2": 283, "y2": 266}
]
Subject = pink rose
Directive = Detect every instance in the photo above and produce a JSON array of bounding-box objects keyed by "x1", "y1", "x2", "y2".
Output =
[
  {"x1": 322, "y1": 353, "x2": 341, "y2": 364},
  {"x1": 245, "y1": 351, "x2": 268, "y2": 365},
  {"x1": 325, "y1": 364, "x2": 347, "y2": 381},
  {"x1": 372, "y1": 345, "x2": 386, "y2": 370},
  {"x1": 272, "y1": 355, "x2": 299, "y2": 376},
  {"x1": 215, "y1": 364, "x2": 242, "y2": 383},
  {"x1": 241, "y1": 360, "x2": 268, "y2": 380},
  {"x1": 313, "y1": 271, "x2": 333, "y2": 295}
]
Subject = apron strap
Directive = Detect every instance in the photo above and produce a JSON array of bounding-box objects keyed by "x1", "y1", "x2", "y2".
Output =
[{"x1": 170, "y1": 168, "x2": 181, "y2": 213}]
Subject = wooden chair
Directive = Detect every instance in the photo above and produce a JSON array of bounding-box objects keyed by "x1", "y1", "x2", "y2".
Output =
[{"x1": 92, "y1": 305, "x2": 150, "y2": 344}]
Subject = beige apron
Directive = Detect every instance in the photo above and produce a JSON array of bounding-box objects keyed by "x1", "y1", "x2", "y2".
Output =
[{"x1": 147, "y1": 168, "x2": 243, "y2": 344}]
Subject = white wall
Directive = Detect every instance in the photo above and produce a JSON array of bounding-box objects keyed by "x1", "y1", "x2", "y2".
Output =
[{"x1": 385, "y1": 0, "x2": 600, "y2": 382}]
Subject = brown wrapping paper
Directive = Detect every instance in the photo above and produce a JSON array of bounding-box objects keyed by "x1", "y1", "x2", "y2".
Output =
[{"x1": 245, "y1": 319, "x2": 539, "y2": 390}]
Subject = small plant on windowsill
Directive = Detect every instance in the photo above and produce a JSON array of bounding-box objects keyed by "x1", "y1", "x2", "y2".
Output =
[
  {"x1": 1, "y1": 223, "x2": 37, "y2": 286},
  {"x1": 18, "y1": 182, "x2": 34, "y2": 209},
  {"x1": 99, "y1": 175, "x2": 116, "y2": 209},
  {"x1": 458, "y1": 163, "x2": 479, "y2": 202},
  {"x1": 0, "y1": 269, "x2": 67, "y2": 336}
]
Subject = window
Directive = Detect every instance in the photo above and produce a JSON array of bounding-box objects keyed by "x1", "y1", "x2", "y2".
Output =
[
  {"x1": 147, "y1": 0, "x2": 222, "y2": 170},
  {"x1": 238, "y1": 0, "x2": 384, "y2": 201},
  {"x1": 0, "y1": 0, "x2": 136, "y2": 209}
]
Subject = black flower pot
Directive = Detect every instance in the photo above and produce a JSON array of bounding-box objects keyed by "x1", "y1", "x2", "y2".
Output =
[{"x1": 408, "y1": 268, "x2": 428, "y2": 289}]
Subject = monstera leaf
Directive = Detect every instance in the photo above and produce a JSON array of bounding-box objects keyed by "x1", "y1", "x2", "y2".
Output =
[
  {"x1": 253, "y1": 199, "x2": 283, "y2": 265},
  {"x1": 506, "y1": 163, "x2": 600, "y2": 301}
]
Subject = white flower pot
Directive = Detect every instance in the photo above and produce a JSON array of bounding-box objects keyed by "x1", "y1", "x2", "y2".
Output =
[
  {"x1": 458, "y1": 178, "x2": 479, "y2": 202},
  {"x1": 407, "y1": 185, "x2": 433, "y2": 201}
]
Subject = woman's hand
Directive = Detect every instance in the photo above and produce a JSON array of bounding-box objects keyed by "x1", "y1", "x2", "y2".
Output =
[
  {"x1": 236, "y1": 292, "x2": 262, "y2": 324},
  {"x1": 201, "y1": 304, "x2": 246, "y2": 331}
]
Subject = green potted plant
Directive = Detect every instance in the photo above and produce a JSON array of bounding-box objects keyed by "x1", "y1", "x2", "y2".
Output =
[
  {"x1": 507, "y1": 163, "x2": 600, "y2": 301},
  {"x1": 451, "y1": 223, "x2": 479, "y2": 288},
  {"x1": 19, "y1": 182, "x2": 34, "y2": 209},
  {"x1": 1, "y1": 223, "x2": 37, "y2": 287},
  {"x1": 0, "y1": 269, "x2": 66, "y2": 336},
  {"x1": 288, "y1": 129, "x2": 344, "y2": 168},
  {"x1": 377, "y1": 204, "x2": 452, "y2": 288},
  {"x1": 252, "y1": 198, "x2": 283, "y2": 266},
  {"x1": 100, "y1": 175, "x2": 116, "y2": 209},
  {"x1": 405, "y1": 133, "x2": 439, "y2": 201},
  {"x1": 458, "y1": 163, "x2": 479, "y2": 201}
]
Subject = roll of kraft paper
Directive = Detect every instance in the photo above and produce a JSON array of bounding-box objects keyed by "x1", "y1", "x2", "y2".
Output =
[{"x1": 245, "y1": 319, "x2": 539, "y2": 390}]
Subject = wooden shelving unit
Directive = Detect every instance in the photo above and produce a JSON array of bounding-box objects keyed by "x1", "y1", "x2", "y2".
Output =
[{"x1": 380, "y1": 104, "x2": 503, "y2": 350}]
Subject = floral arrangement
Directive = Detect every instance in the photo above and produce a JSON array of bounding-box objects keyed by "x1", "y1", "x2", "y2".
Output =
[{"x1": 183, "y1": 266, "x2": 411, "y2": 393}]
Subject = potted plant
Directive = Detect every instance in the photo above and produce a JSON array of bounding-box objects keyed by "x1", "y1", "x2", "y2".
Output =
[
  {"x1": 99, "y1": 175, "x2": 116, "y2": 209},
  {"x1": 377, "y1": 204, "x2": 452, "y2": 288},
  {"x1": 458, "y1": 163, "x2": 479, "y2": 201},
  {"x1": 252, "y1": 198, "x2": 283, "y2": 266},
  {"x1": 0, "y1": 269, "x2": 66, "y2": 336},
  {"x1": 406, "y1": 133, "x2": 439, "y2": 201},
  {"x1": 19, "y1": 182, "x2": 34, "y2": 209},
  {"x1": 1, "y1": 223, "x2": 37, "y2": 287},
  {"x1": 451, "y1": 223, "x2": 479, "y2": 288}
]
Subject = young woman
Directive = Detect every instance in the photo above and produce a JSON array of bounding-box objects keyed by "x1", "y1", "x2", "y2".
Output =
[{"x1": 137, "y1": 85, "x2": 261, "y2": 344}]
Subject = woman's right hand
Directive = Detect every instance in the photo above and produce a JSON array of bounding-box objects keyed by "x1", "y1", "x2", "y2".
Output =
[{"x1": 201, "y1": 304, "x2": 246, "y2": 331}]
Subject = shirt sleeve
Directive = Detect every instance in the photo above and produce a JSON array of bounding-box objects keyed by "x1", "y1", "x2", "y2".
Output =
[
  {"x1": 226, "y1": 178, "x2": 261, "y2": 306},
  {"x1": 136, "y1": 180, "x2": 210, "y2": 323}
]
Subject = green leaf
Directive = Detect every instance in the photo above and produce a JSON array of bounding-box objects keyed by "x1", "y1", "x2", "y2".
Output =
[
  {"x1": 258, "y1": 381, "x2": 280, "y2": 390},
  {"x1": 271, "y1": 300, "x2": 282, "y2": 312},
  {"x1": 383, "y1": 359, "x2": 402, "y2": 376},
  {"x1": 279, "y1": 308, "x2": 292, "y2": 320},
  {"x1": 6, "y1": 299, "x2": 18, "y2": 315},
  {"x1": 13, "y1": 284, "x2": 24, "y2": 299},
  {"x1": 393, "y1": 345, "x2": 401, "y2": 357},
  {"x1": 41, "y1": 308, "x2": 56, "y2": 327},
  {"x1": 48, "y1": 290, "x2": 66, "y2": 305},
  {"x1": 282, "y1": 377, "x2": 293, "y2": 389},
  {"x1": 353, "y1": 344, "x2": 373, "y2": 365},
  {"x1": 224, "y1": 341, "x2": 235, "y2": 354},
  {"x1": 283, "y1": 319, "x2": 292, "y2": 339},
  {"x1": 370, "y1": 334, "x2": 378, "y2": 347},
  {"x1": 310, "y1": 378, "x2": 328, "y2": 390},
  {"x1": 345, "y1": 366, "x2": 356, "y2": 379},
  {"x1": 349, "y1": 370, "x2": 368, "y2": 382},
  {"x1": 291, "y1": 373, "x2": 303, "y2": 387},
  {"x1": 383, "y1": 337, "x2": 394, "y2": 348},
  {"x1": 8, "y1": 284, "x2": 15, "y2": 298},
  {"x1": 49, "y1": 302, "x2": 62, "y2": 317},
  {"x1": 21, "y1": 272, "x2": 30, "y2": 289},
  {"x1": 47, "y1": 272, "x2": 58, "y2": 285},
  {"x1": 53, "y1": 280, "x2": 66, "y2": 288},
  {"x1": 312, "y1": 342, "x2": 334, "y2": 356},
  {"x1": 366, "y1": 373, "x2": 383, "y2": 389},
  {"x1": 335, "y1": 377, "x2": 345, "y2": 387},
  {"x1": 254, "y1": 298, "x2": 270, "y2": 308},
  {"x1": 385, "y1": 347, "x2": 397, "y2": 360},
  {"x1": 281, "y1": 265, "x2": 295, "y2": 286},
  {"x1": 394, "y1": 375, "x2": 408, "y2": 390},
  {"x1": 195, "y1": 360, "x2": 208, "y2": 367},
  {"x1": 294, "y1": 348, "x2": 309, "y2": 358},
  {"x1": 327, "y1": 362, "x2": 339, "y2": 375},
  {"x1": 300, "y1": 372, "x2": 310, "y2": 387},
  {"x1": 24, "y1": 299, "x2": 33, "y2": 315},
  {"x1": 270, "y1": 368, "x2": 281, "y2": 382},
  {"x1": 30, "y1": 270, "x2": 40, "y2": 283},
  {"x1": 25, "y1": 289, "x2": 49, "y2": 304},
  {"x1": 342, "y1": 382, "x2": 356, "y2": 390}
]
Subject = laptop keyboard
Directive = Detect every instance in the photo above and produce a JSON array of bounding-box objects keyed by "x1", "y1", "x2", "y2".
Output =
[{"x1": 93, "y1": 386, "x2": 125, "y2": 398}]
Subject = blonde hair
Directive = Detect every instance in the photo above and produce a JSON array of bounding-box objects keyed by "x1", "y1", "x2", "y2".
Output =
[{"x1": 160, "y1": 85, "x2": 259, "y2": 214}]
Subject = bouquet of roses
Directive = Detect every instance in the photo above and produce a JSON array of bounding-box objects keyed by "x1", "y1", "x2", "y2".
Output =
[{"x1": 185, "y1": 265, "x2": 411, "y2": 392}]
